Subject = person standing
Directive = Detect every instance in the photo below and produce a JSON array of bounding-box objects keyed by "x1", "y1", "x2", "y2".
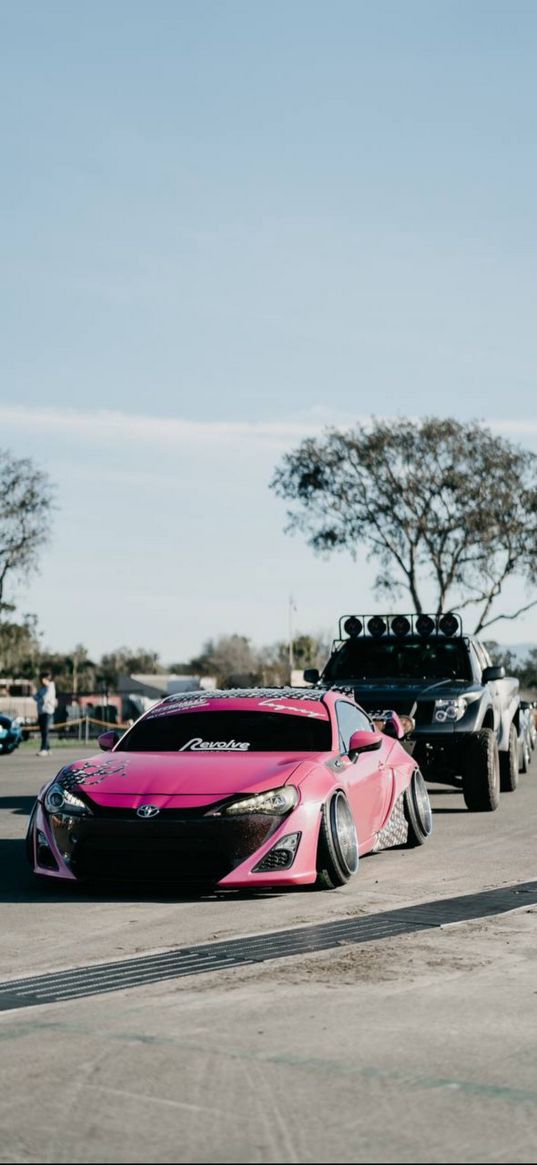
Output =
[{"x1": 34, "y1": 671, "x2": 57, "y2": 756}]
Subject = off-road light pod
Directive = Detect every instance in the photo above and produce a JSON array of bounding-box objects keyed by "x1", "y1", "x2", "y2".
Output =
[
  {"x1": 439, "y1": 613, "x2": 459, "y2": 637},
  {"x1": 343, "y1": 616, "x2": 363, "y2": 638},
  {"x1": 367, "y1": 616, "x2": 387, "y2": 638},
  {"x1": 391, "y1": 615, "x2": 411, "y2": 638},
  {"x1": 416, "y1": 614, "x2": 436, "y2": 637}
]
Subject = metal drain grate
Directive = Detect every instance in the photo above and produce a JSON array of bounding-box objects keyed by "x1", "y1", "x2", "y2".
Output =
[{"x1": 1, "y1": 880, "x2": 535, "y2": 1013}]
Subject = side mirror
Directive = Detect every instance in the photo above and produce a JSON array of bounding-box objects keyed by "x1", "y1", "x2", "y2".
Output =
[
  {"x1": 348, "y1": 729, "x2": 383, "y2": 759},
  {"x1": 98, "y1": 730, "x2": 120, "y2": 751},
  {"x1": 303, "y1": 668, "x2": 320, "y2": 685},
  {"x1": 483, "y1": 665, "x2": 505, "y2": 682},
  {"x1": 380, "y1": 711, "x2": 407, "y2": 741}
]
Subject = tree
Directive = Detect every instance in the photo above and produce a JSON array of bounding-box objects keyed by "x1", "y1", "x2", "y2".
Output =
[
  {"x1": 41, "y1": 644, "x2": 98, "y2": 693},
  {"x1": 258, "y1": 632, "x2": 329, "y2": 685},
  {"x1": 271, "y1": 417, "x2": 537, "y2": 633},
  {"x1": 484, "y1": 641, "x2": 537, "y2": 690},
  {"x1": 516, "y1": 648, "x2": 537, "y2": 690},
  {"x1": 0, "y1": 450, "x2": 54, "y2": 611},
  {"x1": 190, "y1": 635, "x2": 260, "y2": 688},
  {"x1": 0, "y1": 613, "x2": 41, "y2": 676},
  {"x1": 99, "y1": 647, "x2": 164, "y2": 688}
]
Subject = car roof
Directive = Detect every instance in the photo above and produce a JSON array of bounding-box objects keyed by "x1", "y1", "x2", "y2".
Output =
[{"x1": 148, "y1": 686, "x2": 356, "y2": 718}]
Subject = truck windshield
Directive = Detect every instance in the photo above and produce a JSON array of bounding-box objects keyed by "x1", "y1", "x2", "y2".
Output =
[
  {"x1": 118, "y1": 711, "x2": 332, "y2": 753},
  {"x1": 324, "y1": 638, "x2": 473, "y2": 682}
]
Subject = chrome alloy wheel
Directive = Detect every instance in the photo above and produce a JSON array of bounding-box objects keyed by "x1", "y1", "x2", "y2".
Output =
[{"x1": 330, "y1": 790, "x2": 359, "y2": 875}]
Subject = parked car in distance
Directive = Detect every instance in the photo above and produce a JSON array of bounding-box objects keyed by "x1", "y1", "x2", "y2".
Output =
[{"x1": 0, "y1": 714, "x2": 23, "y2": 754}]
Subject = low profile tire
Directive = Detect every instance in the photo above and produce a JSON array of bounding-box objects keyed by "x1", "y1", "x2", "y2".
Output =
[
  {"x1": 404, "y1": 770, "x2": 433, "y2": 846},
  {"x1": 462, "y1": 729, "x2": 500, "y2": 811},
  {"x1": 315, "y1": 790, "x2": 359, "y2": 890},
  {"x1": 500, "y1": 723, "x2": 519, "y2": 792}
]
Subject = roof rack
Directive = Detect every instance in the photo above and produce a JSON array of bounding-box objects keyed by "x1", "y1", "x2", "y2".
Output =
[{"x1": 337, "y1": 613, "x2": 463, "y2": 640}]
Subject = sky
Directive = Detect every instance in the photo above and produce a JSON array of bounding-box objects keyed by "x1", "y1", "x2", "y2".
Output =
[{"x1": 2, "y1": 1, "x2": 537, "y2": 661}]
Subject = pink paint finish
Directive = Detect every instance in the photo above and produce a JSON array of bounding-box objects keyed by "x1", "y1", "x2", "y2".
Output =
[
  {"x1": 27, "y1": 688, "x2": 428, "y2": 890},
  {"x1": 66, "y1": 751, "x2": 316, "y2": 803}
]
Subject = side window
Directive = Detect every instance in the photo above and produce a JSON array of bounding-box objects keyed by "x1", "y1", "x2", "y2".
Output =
[
  {"x1": 470, "y1": 640, "x2": 487, "y2": 676},
  {"x1": 480, "y1": 642, "x2": 493, "y2": 669},
  {"x1": 336, "y1": 701, "x2": 373, "y2": 753}
]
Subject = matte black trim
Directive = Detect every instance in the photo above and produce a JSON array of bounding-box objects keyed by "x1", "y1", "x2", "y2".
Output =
[{"x1": 1, "y1": 881, "x2": 535, "y2": 1012}]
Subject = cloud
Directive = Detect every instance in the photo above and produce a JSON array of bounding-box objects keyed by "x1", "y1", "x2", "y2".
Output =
[
  {"x1": 1, "y1": 405, "x2": 535, "y2": 454},
  {"x1": 0, "y1": 404, "x2": 336, "y2": 450},
  {"x1": 488, "y1": 419, "x2": 537, "y2": 435}
]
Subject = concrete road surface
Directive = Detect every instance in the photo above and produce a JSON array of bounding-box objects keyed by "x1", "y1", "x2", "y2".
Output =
[{"x1": 0, "y1": 748, "x2": 536, "y2": 1163}]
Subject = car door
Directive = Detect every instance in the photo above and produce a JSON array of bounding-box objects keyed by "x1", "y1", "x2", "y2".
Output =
[{"x1": 335, "y1": 700, "x2": 391, "y2": 846}]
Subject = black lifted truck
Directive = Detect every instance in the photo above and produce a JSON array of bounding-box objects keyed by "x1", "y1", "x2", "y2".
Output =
[{"x1": 304, "y1": 613, "x2": 520, "y2": 812}]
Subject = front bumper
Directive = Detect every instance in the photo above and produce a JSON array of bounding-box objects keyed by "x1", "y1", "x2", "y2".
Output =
[
  {"x1": 410, "y1": 732, "x2": 478, "y2": 779},
  {"x1": 28, "y1": 800, "x2": 321, "y2": 888}
]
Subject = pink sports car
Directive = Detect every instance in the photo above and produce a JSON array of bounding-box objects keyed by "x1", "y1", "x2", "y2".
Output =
[{"x1": 26, "y1": 688, "x2": 432, "y2": 891}]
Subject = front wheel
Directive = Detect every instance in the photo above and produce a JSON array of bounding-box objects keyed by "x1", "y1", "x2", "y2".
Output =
[
  {"x1": 315, "y1": 791, "x2": 359, "y2": 890},
  {"x1": 500, "y1": 723, "x2": 519, "y2": 792},
  {"x1": 404, "y1": 770, "x2": 433, "y2": 846},
  {"x1": 462, "y1": 729, "x2": 500, "y2": 811}
]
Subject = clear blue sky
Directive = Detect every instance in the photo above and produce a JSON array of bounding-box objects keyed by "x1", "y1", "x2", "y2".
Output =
[{"x1": 2, "y1": 2, "x2": 537, "y2": 659}]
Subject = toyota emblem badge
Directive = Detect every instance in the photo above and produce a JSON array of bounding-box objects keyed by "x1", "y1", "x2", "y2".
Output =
[{"x1": 136, "y1": 804, "x2": 160, "y2": 819}]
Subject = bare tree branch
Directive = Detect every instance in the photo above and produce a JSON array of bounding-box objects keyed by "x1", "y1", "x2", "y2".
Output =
[{"x1": 476, "y1": 599, "x2": 537, "y2": 632}]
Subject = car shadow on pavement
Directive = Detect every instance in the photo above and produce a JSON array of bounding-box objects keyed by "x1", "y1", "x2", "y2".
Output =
[
  {"x1": 0, "y1": 795, "x2": 37, "y2": 815},
  {"x1": 426, "y1": 785, "x2": 468, "y2": 812},
  {"x1": 430, "y1": 806, "x2": 468, "y2": 813},
  {"x1": 0, "y1": 838, "x2": 284, "y2": 905}
]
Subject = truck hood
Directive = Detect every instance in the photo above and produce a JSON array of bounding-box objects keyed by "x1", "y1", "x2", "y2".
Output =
[
  {"x1": 347, "y1": 678, "x2": 482, "y2": 704},
  {"x1": 54, "y1": 750, "x2": 317, "y2": 808}
]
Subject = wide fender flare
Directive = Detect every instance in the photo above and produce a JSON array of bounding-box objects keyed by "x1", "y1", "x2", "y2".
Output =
[{"x1": 295, "y1": 763, "x2": 351, "y2": 829}]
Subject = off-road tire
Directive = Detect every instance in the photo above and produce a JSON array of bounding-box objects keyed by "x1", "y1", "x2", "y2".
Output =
[
  {"x1": 315, "y1": 790, "x2": 359, "y2": 890},
  {"x1": 500, "y1": 723, "x2": 519, "y2": 792},
  {"x1": 404, "y1": 770, "x2": 433, "y2": 846},
  {"x1": 462, "y1": 729, "x2": 500, "y2": 811},
  {"x1": 519, "y1": 736, "x2": 530, "y2": 774}
]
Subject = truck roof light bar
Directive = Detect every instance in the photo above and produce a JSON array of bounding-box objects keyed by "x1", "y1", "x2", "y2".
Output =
[{"x1": 338, "y1": 613, "x2": 463, "y2": 639}]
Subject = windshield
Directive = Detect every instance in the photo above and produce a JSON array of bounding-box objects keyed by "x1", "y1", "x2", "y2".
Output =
[
  {"x1": 324, "y1": 638, "x2": 472, "y2": 682},
  {"x1": 119, "y1": 711, "x2": 332, "y2": 753}
]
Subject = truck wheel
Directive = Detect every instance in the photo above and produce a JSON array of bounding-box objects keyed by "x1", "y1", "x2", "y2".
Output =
[
  {"x1": 462, "y1": 729, "x2": 500, "y2": 811},
  {"x1": 315, "y1": 791, "x2": 359, "y2": 889},
  {"x1": 404, "y1": 770, "x2": 433, "y2": 846},
  {"x1": 499, "y1": 724, "x2": 519, "y2": 792}
]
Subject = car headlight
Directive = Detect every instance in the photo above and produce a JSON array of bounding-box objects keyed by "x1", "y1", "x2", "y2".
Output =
[
  {"x1": 208, "y1": 785, "x2": 299, "y2": 817},
  {"x1": 433, "y1": 698, "x2": 468, "y2": 723},
  {"x1": 44, "y1": 783, "x2": 92, "y2": 816}
]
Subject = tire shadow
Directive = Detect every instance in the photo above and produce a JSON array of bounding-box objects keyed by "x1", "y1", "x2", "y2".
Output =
[{"x1": 0, "y1": 795, "x2": 37, "y2": 816}]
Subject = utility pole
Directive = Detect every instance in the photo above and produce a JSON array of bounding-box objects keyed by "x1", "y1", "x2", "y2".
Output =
[{"x1": 288, "y1": 595, "x2": 297, "y2": 684}]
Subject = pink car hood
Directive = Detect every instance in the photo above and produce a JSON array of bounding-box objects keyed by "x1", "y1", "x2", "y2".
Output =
[{"x1": 58, "y1": 750, "x2": 321, "y2": 808}]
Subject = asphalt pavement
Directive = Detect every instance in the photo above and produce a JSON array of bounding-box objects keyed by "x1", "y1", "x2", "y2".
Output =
[{"x1": 1, "y1": 747, "x2": 536, "y2": 1163}]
